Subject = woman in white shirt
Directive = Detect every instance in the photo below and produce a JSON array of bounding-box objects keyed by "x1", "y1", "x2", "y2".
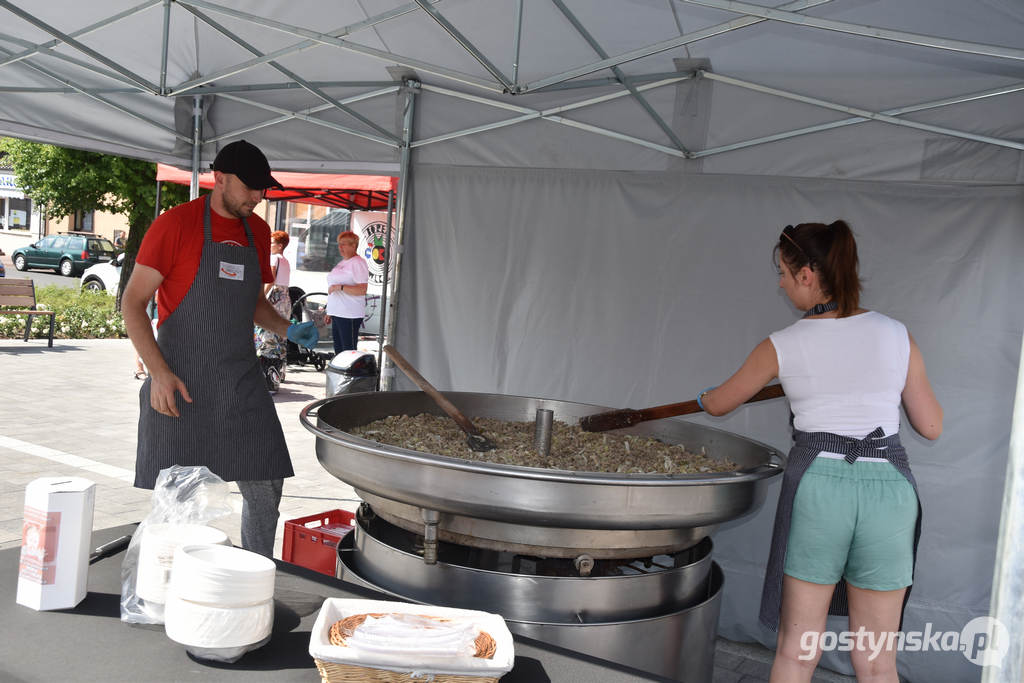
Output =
[
  {"x1": 325, "y1": 230, "x2": 368, "y2": 354},
  {"x1": 699, "y1": 220, "x2": 942, "y2": 683}
]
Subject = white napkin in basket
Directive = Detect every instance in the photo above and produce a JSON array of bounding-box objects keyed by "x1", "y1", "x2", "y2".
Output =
[{"x1": 344, "y1": 614, "x2": 478, "y2": 657}]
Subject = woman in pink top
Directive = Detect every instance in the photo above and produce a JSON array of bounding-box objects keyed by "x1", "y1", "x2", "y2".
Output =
[{"x1": 325, "y1": 230, "x2": 368, "y2": 354}]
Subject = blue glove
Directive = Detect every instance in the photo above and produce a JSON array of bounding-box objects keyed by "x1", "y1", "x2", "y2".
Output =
[{"x1": 287, "y1": 321, "x2": 319, "y2": 349}]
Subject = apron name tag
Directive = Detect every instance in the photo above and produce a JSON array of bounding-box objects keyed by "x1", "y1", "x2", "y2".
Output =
[{"x1": 219, "y1": 262, "x2": 245, "y2": 281}]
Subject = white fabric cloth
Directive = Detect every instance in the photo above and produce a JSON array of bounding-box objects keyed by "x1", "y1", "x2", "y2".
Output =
[
  {"x1": 769, "y1": 311, "x2": 909, "y2": 438},
  {"x1": 326, "y1": 256, "x2": 369, "y2": 318},
  {"x1": 270, "y1": 253, "x2": 290, "y2": 287},
  {"x1": 343, "y1": 614, "x2": 479, "y2": 657}
]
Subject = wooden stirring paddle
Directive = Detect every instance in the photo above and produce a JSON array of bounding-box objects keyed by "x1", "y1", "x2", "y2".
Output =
[
  {"x1": 383, "y1": 345, "x2": 497, "y2": 452},
  {"x1": 579, "y1": 384, "x2": 786, "y2": 433}
]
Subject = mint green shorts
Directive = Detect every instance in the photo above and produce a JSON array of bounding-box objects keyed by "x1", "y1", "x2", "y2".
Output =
[{"x1": 784, "y1": 456, "x2": 917, "y2": 591}]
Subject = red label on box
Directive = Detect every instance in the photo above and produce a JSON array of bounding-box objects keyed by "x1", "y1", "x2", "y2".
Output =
[{"x1": 19, "y1": 507, "x2": 61, "y2": 585}]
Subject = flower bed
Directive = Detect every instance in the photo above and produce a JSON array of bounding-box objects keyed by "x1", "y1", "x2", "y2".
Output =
[{"x1": 0, "y1": 285, "x2": 126, "y2": 339}]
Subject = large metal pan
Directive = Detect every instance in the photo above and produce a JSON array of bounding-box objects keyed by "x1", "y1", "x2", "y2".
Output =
[{"x1": 300, "y1": 391, "x2": 784, "y2": 531}]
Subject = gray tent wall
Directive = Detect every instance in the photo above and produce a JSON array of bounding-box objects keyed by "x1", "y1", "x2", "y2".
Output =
[
  {"x1": 398, "y1": 164, "x2": 1023, "y2": 683},
  {"x1": 2, "y1": 3, "x2": 1024, "y2": 681}
]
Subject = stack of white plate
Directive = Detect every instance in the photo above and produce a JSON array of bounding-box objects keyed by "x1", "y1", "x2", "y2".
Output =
[
  {"x1": 135, "y1": 523, "x2": 230, "y2": 606},
  {"x1": 164, "y1": 544, "x2": 276, "y2": 650}
]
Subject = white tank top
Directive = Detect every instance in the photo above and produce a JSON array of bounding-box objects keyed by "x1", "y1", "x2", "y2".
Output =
[{"x1": 769, "y1": 311, "x2": 909, "y2": 438}]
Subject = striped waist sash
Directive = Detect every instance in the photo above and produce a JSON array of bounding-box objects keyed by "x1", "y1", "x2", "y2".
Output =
[{"x1": 793, "y1": 426, "x2": 903, "y2": 464}]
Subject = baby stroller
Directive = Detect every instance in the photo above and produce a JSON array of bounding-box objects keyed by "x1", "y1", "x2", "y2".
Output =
[
  {"x1": 255, "y1": 286, "x2": 293, "y2": 393},
  {"x1": 286, "y1": 289, "x2": 331, "y2": 371}
]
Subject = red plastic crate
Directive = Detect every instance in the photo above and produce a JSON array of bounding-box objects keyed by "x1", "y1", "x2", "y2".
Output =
[{"x1": 282, "y1": 509, "x2": 355, "y2": 575}]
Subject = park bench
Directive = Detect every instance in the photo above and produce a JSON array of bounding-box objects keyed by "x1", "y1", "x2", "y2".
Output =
[{"x1": 0, "y1": 278, "x2": 55, "y2": 347}]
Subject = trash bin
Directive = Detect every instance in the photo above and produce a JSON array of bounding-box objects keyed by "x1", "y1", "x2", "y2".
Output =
[{"x1": 325, "y1": 350, "x2": 378, "y2": 397}]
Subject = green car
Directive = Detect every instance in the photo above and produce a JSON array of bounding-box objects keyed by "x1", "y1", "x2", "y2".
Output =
[{"x1": 12, "y1": 234, "x2": 117, "y2": 277}]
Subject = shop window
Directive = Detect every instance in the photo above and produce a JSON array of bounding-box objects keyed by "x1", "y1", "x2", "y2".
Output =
[
  {"x1": 7, "y1": 197, "x2": 32, "y2": 229},
  {"x1": 70, "y1": 210, "x2": 94, "y2": 232}
]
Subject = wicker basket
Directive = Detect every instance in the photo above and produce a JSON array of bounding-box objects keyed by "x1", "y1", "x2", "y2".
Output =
[
  {"x1": 314, "y1": 658, "x2": 499, "y2": 683},
  {"x1": 309, "y1": 599, "x2": 514, "y2": 682}
]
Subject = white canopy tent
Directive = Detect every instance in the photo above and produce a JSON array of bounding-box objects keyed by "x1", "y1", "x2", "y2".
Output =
[{"x1": 1, "y1": 2, "x2": 1021, "y2": 681}]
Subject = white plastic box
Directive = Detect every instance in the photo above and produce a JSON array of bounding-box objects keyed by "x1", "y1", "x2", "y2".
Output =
[{"x1": 16, "y1": 477, "x2": 96, "y2": 611}]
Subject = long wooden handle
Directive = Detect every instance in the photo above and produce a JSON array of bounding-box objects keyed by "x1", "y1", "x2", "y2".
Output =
[
  {"x1": 383, "y1": 345, "x2": 482, "y2": 437},
  {"x1": 580, "y1": 384, "x2": 786, "y2": 432},
  {"x1": 640, "y1": 384, "x2": 785, "y2": 421}
]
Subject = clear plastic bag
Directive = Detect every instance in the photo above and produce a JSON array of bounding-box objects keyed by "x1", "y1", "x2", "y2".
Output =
[{"x1": 120, "y1": 465, "x2": 233, "y2": 625}]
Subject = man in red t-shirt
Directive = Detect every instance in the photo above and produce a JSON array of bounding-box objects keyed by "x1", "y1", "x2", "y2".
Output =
[{"x1": 122, "y1": 140, "x2": 318, "y2": 557}]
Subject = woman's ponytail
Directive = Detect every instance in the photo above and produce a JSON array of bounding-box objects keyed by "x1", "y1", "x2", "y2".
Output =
[{"x1": 825, "y1": 220, "x2": 861, "y2": 317}]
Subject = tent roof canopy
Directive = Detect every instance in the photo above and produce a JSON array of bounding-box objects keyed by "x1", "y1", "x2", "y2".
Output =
[
  {"x1": 155, "y1": 163, "x2": 396, "y2": 209},
  {"x1": 0, "y1": 1, "x2": 1019, "y2": 182}
]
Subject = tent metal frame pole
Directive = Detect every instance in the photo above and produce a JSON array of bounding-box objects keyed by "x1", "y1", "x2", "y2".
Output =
[
  {"x1": 189, "y1": 95, "x2": 203, "y2": 200},
  {"x1": 701, "y1": 71, "x2": 1024, "y2": 152},
  {"x1": 178, "y1": 3, "x2": 399, "y2": 143},
  {"x1": 512, "y1": 0, "x2": 524, "y2": 87},
  {"x1": 695, "y1": 81, "x2": 1024, "y2": 158},
  {"x1": 523, "y1": 0, "x2": 832, "y2": 93},
  {"x1": 169, "y1": 0, "x2": 436, "y2": 95},
  {"x1": 0, "y1": 0, "x2": 159, "y2": 70},
  {"x1": 159, "y1": 0, "x2": 171, "y2": 94},
  {"x1": 413, "y1": 0, "x2": 513, "y2": 91},
  {"x1": 212, "y1": 89, "x2": 401, "y2": 147},
  {"x1": 0, "y1": 0, "x2": 160, "y2": 93},
  {"x1": 681, "y1": 0, "x2": 1024, "y2": 62},
  {"x1": 178, "y1": 0, "x2": 499, "y2": 93},
  {"x1": 0, "y1": 30, "x2": 157, "y2": 91},
  {"x1": 0, "y1": 85, "x2": 137, "y2": 95},
  {"x1": 539, "y1": 72, "x2": 693, "y2": 92},
  {"x1": 0, "y1": 45, "x2": 187, "y2": 142},
  {"x1": 181, "y1": 80, "x2": 399, "y2": 94},
  {"x1": 549, "y1": 0, "x2": 689, "y2": 154},
  {"x1": 376, "y1": 189, "x2": 396, "y2": 392},
  {"x1": 983, "y1": 336, "x2": 1024, "y2": 682},
  {"x1": 380, "y1": 81, "x2": 418, "y2": 392},
  {"x1": 413, "y1": 77, "x2": 691, "y2": 157}
]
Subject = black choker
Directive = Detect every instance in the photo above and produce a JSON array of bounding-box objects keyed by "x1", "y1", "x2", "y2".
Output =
[{"x1": 804, "y1": 301, "x2": 837, "y2": 317}]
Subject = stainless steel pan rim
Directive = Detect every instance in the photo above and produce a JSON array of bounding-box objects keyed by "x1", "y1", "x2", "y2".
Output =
[
  {"x1": 303, "y1": 391, "x2": 785, "y2": 530},
  {"x1": 300, "y1": 395, "x2": 785, "y2": 486}
]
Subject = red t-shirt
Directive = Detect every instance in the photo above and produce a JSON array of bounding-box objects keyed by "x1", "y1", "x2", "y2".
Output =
[{"x1": 136, "y1": 196, "x2": 274, "y2": 327}]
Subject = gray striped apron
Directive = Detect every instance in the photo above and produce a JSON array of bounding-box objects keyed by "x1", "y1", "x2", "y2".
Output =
[
  {"x1": 135, "y1": 196, "x2": 293, "y2": 488},
  {"x1": 759, "y1": 427, "x2": 922, "y2": 631}
]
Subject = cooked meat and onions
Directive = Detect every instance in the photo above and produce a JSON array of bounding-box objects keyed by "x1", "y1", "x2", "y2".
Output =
[{"x1": 350, "y1": 414, "x2": 737, "y2": 474}]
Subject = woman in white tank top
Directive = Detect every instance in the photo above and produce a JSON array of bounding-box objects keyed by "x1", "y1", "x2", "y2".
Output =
[{"x1": 698, "y1": 221, "x2": 942, "y2": 683}]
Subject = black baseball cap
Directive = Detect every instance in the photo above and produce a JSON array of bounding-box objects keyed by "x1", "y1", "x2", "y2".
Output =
[{"x1": 210, "y1": 140, "x2": 282, "y2": 190}]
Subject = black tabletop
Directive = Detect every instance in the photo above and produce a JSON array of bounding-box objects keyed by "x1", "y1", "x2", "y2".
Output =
[{"x1": 0, "y1": 525, "x2": 666, "y2": 682}]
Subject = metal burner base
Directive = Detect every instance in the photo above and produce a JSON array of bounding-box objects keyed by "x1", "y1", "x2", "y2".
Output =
[
  {"x1": 360, "y1": 490, "x2": 714, "y2": 559},
  {"x1": 336, "y1": 509, "x2": 722, "y2": 681},
  {"x1": 337, "y1": 530, "x2": 723, "y2": 682}
]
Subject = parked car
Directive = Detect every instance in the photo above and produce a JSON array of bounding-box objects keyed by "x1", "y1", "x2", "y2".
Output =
[
  {"x1": 12, "y1": 234, "x2": 117, "y2": 276},
  {"x1": 81, "y1": 251, "x2": 124, "y2": 292}
]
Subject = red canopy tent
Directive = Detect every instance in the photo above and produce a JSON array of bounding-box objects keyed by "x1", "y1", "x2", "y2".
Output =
[{"x1": 156, "y1": 164, "x2": 397, "y2": 210}]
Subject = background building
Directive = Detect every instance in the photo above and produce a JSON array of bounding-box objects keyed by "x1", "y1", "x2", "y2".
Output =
[{"x1": 0, "y1": 162, "x2": 44, "y2": 255}]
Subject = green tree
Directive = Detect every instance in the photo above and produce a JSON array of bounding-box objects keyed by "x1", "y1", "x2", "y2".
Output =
[{"x1": 0, "y1": 138, "x2": 190, "y2": 305}]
